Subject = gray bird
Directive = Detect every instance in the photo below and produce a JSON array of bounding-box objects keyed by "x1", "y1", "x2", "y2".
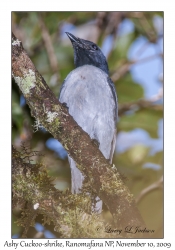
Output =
[{"x1": 59, "y1": 32, "x2": 118, "y2": 212}]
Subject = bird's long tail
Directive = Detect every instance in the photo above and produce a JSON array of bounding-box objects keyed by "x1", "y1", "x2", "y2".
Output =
[{"x1": 68, "y1": 156, "x2": 102, "y2": 213}]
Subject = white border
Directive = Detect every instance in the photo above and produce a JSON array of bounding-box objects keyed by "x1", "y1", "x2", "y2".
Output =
[{"x1": 1, "y1": 1, "x2": 174, "y2": 248}]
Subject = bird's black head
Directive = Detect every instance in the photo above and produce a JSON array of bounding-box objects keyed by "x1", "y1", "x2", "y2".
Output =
[{"x1": 66, "y1": 32, "x2": 109, "y2": 75}]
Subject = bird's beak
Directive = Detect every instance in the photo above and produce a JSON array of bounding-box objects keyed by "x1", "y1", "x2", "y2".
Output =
[
  {"x1": 66, "y1": 32, "x2": 86, "y2": 50},
  {"x1": 66, "y1": 32, "x2": 79, "y2": 44}
]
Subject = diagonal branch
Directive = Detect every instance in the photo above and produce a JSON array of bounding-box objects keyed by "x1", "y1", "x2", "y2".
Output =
[
  {"x1": 136, "y1": 176, "x2": 163, "y2": 203},
  {"x1": 38, "y1": 13, "x2": 59, "y2": 74},
  {"x1": 12, "y1": 32, "x2": 149, "y2": 238},
  {"x1": 118, "y1": 98, "x2": 163, "y2": 116}
]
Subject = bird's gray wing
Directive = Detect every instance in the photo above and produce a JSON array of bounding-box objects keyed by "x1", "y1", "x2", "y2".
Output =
[
  {"x1": 107, "y1": 77, "x2": 118, "y2": 163},
  {"x1": 107, "y1": 77, "x2": 118, "y2": 122}
]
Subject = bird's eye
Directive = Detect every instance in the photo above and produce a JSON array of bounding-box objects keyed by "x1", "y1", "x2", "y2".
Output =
[{"x1": 91, "y1": 44, "x2": 98, "y2": 50}]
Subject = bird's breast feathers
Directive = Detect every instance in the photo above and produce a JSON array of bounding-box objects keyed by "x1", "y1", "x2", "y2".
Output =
[
  {"x1": 59, "y1": 65, "x2": 117, "y2": 159},
  {"x1": 60, "y1": 65, "x2": 116, "y2": 112}
]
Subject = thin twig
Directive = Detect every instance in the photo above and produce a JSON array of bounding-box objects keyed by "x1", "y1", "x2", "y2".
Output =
[
  {"x1": 118, "y1": 97, "x2": 163, "y2": 116},
  {"x1": 111, "y1": 53, "x2": 162, "y2": 82},
  {"x1": 38, "y1": 14, "x2": 59, "y2": 74},
  {"x1": 136, "y1": 176, "x2": 163, "y2": 203}
]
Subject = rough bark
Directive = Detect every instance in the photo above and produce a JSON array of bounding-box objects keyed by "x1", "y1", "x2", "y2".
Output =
[
  {"x1": 12, "y1": 32, "x2": 149, "y2": 238},
  {"x1": 12, "y1": 146, "x2": 111, "y2": 238}
]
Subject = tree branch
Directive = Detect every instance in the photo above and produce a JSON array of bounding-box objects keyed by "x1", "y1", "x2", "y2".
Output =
[
  {"x1": 12, "y1": 32, "x2": 149, "y2": 238},
  {"x1": 38, "y1": 13, "x2": 59, "y2": 74},
  {"x1": 136, "y1": 176, "x2": 163, "y2": 204},
  {"x1": 111, "y1": 53, "x2": 163, "y2": 82},
  {"x1": 118, "y1": 98, "x2": 163, "y2": 116},
  {"x1": 12, "y1": 146, "x2": 112, "y2": 238}
]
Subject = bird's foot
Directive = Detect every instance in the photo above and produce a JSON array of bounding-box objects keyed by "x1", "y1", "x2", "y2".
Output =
[
  {"x1": 62, "y1": 102, "x2": 69, "y2": 110},
  {"x1": 91, "y1": 138, "x2": 100, "y2": 148}
]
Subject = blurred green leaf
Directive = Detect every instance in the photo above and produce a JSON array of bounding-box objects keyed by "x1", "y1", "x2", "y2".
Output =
[
  {"x1": 118, "y1": 109, "x2": 163, "y2": 138},
  {"x1": 138, "y1": 189, "x2": 163, "y2": 237},
  {"x1": 128, "y1": 144, "x2": 150, "y2": 165},
  {"x1": 116, "y1": 73, "x2": 144, "y2": 103},
  {"x1": 12, "y1": 214, "x2": 22, "y2": 236},
  {"x1": 109, "y1": 32, "x2": 137, "y2": 71},
  {"x1": 145, "y1": 151, "x2": 163, "y2": 166}
]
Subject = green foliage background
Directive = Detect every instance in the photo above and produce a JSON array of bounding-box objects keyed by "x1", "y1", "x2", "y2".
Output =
[{"x1": 12, "y1": 12, "x2": 163, "y2": 238}]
